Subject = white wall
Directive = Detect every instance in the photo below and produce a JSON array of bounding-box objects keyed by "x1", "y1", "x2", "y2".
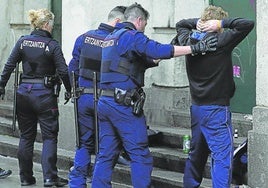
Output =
[{"x1": 62, "y1": 0, "x2": 209, "y2": 88}]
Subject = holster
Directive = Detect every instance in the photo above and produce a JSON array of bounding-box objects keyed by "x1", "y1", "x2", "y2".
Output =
[
  {"x1": 114, "y1": 88, "x2": 145, "y2": 117},
  {"x1": 44, "y1": 75, "x2": 62, "y2": 97},
  {"x1": 72, "y1": 87, "x2": 88, "y2": 100},
  {"x1": 132, "y1": 88, "x2": 145, "y2": 116}
]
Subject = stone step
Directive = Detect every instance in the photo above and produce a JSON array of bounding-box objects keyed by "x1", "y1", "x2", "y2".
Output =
[
  {"x1": 158, "y1": 110, "x2": 253, "y2": 137},
  {"x1": 0, "y1": 116, "x2": 247, "y2": 179},
  {"x1": 0, "y1": 154, "x2": 132, "y2": 188},
  {"x1": 151, "y1": 125, "x2": 247, "y2": 149},
  {"x1": 0, "y1": 134, "x2": 212, "y2": 188},
  {"x1": 0, "y1": 102, "x2": 13, "y2": 119},
  {"x1": 0, "y1": 103, "x2": 249, "y2": 187},
  {"x1": 150, "y1": 146, "x2": 211, "y2": 179},
  {"x1": 0, "y1": 116, "x2": 43, "y2": 142}
]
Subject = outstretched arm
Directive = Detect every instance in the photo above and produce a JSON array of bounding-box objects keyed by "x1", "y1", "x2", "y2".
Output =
[{"x1": 173, "y1": 35, "x2": 217, "y2": 57}]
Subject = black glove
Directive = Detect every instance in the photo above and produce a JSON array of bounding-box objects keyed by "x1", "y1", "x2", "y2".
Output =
[
  {"x1": 0, "y1": 86, "x2": 5, "y2": 100},
  {"x1": 64, "y1": 91, "x2": 71, "y2": 104},
  {"x1": 170, "y1": 33, "x2": 179, "y2": 45},
  {"x1": 190, "y1": 35, "x2": 218, "y2": 55}
]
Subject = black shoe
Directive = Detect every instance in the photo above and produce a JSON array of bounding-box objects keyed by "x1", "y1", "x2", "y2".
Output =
[
  {"x1": 117, "y1": 155, "x2": 131, "y2": 166},
  {"x1": 0, "y1": 168, "x2": 12, "y2": 179},
  {"x1": 21, "y1": 176, "x2": 36, "y2": 186},
  {"x1": 44, "y1": 177, "x2": 68, "y2": 187}
]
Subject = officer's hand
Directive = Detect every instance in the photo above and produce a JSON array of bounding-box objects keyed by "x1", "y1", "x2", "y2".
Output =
[
  {"x1": 0, "y1": 86, "x2": 5, "y2": 100},
  {"x1": 190, "y1": 35, "x2": 218, "y2": 55},
  {"x1": 64, "y1": 91, "x2": 71, "y2": 104}
]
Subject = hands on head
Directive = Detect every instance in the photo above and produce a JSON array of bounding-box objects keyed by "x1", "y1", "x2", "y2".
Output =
[{"x1": 197, "y1": 19, "x2": 222, "y2": 33}]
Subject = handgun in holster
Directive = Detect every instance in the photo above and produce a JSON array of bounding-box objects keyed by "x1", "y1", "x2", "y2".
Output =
[
  {"x1": 44, "y1": 75, "x2": 62, "y2": 97},
  {"x1": 114, "y1": 88, "x2": 146, "y2": 117},
  {"x1": 131, "y1": 88, "x2": 145, "y2": 117}
]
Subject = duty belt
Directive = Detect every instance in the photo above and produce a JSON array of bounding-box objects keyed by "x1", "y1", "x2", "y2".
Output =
[
  {"x1": 77, "y1": 87, "x2": 100, "y2": 95},
  {"x1": 100, "y1": 88, "x2": 145, "y2": 117},
  {"x1": 21, "y1": 78, "x2": 44, "y2": 84},
  {"x1": 80, "y1": 87, "x2": 94, "y2": 94},
  {"x1": 100, "y1": 89, "x2": 114, "y2": 97}
]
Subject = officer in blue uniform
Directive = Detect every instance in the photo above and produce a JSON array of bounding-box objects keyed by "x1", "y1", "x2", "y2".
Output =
[
  {"x1": 68, "y1": 6, "x2": 126, "y2": 188},
  {"x1": 0, "y1": 9, "x2": 71, "y2": 187},
  {"x1": 91, "y1": 3, "x2": 218, "y2": 188}
]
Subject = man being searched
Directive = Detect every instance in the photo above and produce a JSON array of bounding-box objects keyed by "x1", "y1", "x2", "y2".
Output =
[
  {"x1": 173, "y1": 5, "x2": 254, "y2": 188},
  {"x1": 68, "y1": 6, "x2": 128, "y2": 188},
  {"x1": 91, "y1": 3, "x2": 218, "y2": 188},
  {"x1": 0, "y1": 9, "x2": 71, "y2": 187}
]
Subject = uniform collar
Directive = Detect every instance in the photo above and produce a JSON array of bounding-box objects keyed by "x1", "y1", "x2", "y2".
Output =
[
  {"x1": 98, "y1": 23, "x2": 114, "y2": 33},
  {"x1": 31, "y1": 29, "x2": 52, "y2": 38},
  {"x1": 114, "y1": 22, "x2": 136, "y2": 31}
]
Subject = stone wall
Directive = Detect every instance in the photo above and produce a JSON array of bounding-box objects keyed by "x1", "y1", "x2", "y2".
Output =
[
  {"x1": 60, "y1": 0, "x2": 209, "y2": 149},
  {"x1": 0, "y1": 0, "x2": 50, "y2": 100},
  {"x1": 248, "y1": 0, "x2": 268, "y2": 187}
]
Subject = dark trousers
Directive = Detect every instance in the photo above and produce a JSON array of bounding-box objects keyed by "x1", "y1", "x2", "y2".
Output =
[{"x1": 16, "y1": 83, "x2": 59, "y2": 180}]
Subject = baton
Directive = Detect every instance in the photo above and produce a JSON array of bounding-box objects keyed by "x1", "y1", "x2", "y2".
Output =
[
  {"x1": 93, "y1": 72, "x2": 99, "y2": 154},
  {"x1": 12, "y1": 64, "x2": 19, "y2": 132},
  {"x1": 71, "y1": 71, "x2": 80, "y2": 148}
]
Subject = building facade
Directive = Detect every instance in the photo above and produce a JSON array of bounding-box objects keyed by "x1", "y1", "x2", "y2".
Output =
[{"x1": 0, "y1": 0, "x2": 267, "y2": 187}]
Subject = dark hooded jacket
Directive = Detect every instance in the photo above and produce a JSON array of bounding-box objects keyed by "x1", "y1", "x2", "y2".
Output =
[{"x1": 175, "y1": 18, "x2": 254, "y2": 105}]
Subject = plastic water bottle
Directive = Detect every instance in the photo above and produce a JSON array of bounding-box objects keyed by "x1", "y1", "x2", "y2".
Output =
[{"x1": 183, "y1": 135, "x2": 190, "y2": 154}]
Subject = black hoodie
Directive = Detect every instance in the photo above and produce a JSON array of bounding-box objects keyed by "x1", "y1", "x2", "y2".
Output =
[{"x1": 175, "y1": 18, "x2": 254, "y2": 105}]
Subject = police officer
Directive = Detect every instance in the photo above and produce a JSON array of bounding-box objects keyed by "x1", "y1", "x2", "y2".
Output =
[
  {"x1": 0, "y1": 9, "x2": 71, "y2": 187},
  {"x1": 68, "y1": 6, "x2": 127, "y2": 188},
  {"x1": 91, "y1": 3, "x2": 218, "y2": 188}
]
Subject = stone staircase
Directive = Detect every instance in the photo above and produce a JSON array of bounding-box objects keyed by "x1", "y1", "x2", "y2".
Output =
[{"x1": 0, "y1": 102, "x2": 252, "y2": 188}]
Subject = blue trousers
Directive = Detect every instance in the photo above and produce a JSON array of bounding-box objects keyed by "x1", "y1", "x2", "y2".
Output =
[
  {"x1": 69, "y1": 94, "x2": 95, "y2": 188},
  {"x1": 16, "y1": 83, "x2": 59, "y2": 180},
  {"x1": 91, "y1": 96, "x2": 153, "y2": 188},
  {"x1": 183, "y1": 105, "x2": 233, "y2": 188}
]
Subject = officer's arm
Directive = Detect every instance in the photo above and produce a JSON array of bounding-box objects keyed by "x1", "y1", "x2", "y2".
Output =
[
  {"x1": 0, "y1": 40, "x2": 22, "y2": 87},
  {"x1": 145, "y1": 57, "x2": 160, "y2": 67},
  {"x1": 173, "y1": 35, "x2": 218, "y2": 57},
  {"x1": 173, "y1": 46, "x2": 192, "y2": 57},
  {"x1": 153, "y1": 59, "x2": 161, "y2": 64},
  {"x1": 68, "y1": 35, "x2": 83, "y2": 77},
  {"x1": 52, "y1": 43, "x2": 72, "y2": 92}
]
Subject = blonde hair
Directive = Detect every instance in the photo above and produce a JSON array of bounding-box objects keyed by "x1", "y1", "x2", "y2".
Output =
[
  {"x1": 201, "y1": 5, "x2": 228, "y2": 21},
  {"x1": 28, "y1": 8, "x2": 54, "y2": 29}
]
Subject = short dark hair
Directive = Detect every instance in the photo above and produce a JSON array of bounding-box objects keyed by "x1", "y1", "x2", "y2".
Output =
[
  {"x1": 108, "y1": 6, "x2": 127, "y2": 21},
  {"x1": 111, "y1": 6, "x2": 127, "y2": 13},
  {"x1": 124, "y1": 2, "x2": 150, "y2": 21}
]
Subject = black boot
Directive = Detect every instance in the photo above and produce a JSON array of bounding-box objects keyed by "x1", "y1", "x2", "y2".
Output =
[
  {"x1": 44, "y1": 176, "x2": 68, "y2": 187},
  {"x1": 21, "y1": 176, "x2": 36, "y2": 186},
  {"x1": 0, "y1": 168, "x2": 12, "y2": 179}
]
